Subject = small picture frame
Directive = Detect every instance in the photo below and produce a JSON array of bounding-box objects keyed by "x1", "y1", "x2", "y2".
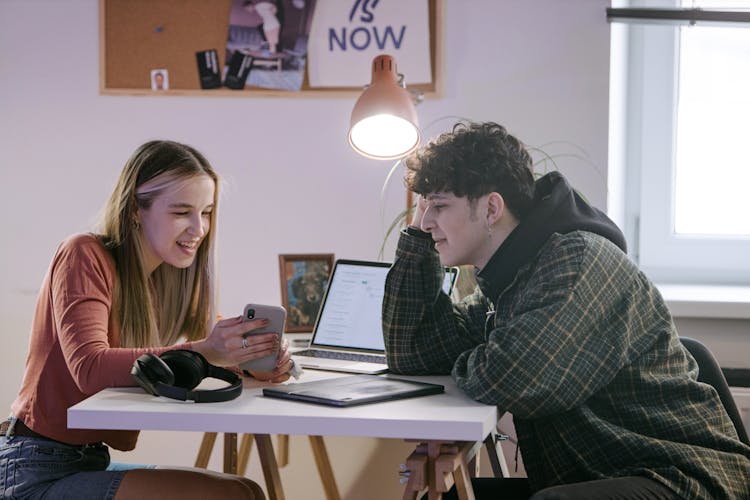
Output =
[
  {"x1": 278, "y1": 253, "x2": 335, "y2": 333},
  {"x1": 150, "y1": 68, "x2": 169, "y2": 91}
]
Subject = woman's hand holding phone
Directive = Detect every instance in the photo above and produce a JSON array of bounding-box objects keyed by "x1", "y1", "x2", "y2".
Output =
[
  {"x1": 237, "y1": 304, "x2": 289, "y2": 376},
  {"x1": 191, "y1": 304, "x2": 293, "y2": 380},
  {"x1": 193, "y1": 315, "x2": 279, "y2": 366}
]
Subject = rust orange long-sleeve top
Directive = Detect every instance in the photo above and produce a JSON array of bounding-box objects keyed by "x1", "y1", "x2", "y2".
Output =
[{"x1": 11, "y1": 234, "x2": 195, "y2": 451}]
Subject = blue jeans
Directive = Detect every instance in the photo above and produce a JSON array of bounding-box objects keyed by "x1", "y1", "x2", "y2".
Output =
[{"x1": 0, "y1": 435, "x2": 127, "y2": 499}]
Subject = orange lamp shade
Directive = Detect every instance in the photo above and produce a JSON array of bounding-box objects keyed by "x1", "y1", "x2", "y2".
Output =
[{"x1": 348, "y1": 54, "x2": 421, "y2": 160}]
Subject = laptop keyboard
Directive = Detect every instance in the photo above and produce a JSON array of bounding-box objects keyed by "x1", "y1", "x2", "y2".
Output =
[{"x1": 295, "y1": 349, "x2": 386, "y2": 364}]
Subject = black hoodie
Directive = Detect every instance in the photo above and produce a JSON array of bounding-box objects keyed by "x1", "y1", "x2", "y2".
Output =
[{"x1": 477, "y1": 171, "x2": 627, "y2": 300}]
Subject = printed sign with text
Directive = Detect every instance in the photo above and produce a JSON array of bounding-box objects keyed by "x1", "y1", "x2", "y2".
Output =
[{"x1": 308, "y1": 0, "x2": 431, "y2": 87}]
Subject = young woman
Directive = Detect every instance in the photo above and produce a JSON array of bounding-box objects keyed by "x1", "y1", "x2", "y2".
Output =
[{"x1": 0, "y1": 140, "x2": 293, "y2": 499}]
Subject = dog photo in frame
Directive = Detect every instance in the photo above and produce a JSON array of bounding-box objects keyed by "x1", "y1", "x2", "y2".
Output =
[{"x1": 278, "y1": 253, "x2": 334, "y2": 332}]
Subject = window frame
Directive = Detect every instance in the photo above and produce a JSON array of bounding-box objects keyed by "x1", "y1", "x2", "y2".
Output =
[{"x1": 619, "y1": 13, "x2": 750, "y2": 285}]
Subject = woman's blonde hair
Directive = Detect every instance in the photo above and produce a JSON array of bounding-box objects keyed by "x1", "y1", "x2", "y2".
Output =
[{"x1": 98, "y1": 140, "x2": 219, "y2": 348}]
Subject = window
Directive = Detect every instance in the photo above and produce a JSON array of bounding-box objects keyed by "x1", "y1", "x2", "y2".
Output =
[{"x1": 613, "y1": 0, "x2": 750, "y2": 284}]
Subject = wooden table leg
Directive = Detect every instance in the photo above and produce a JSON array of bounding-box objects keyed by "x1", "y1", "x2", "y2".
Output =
[
  {"x1": 451, "y1": 463, "x2": 474, "y2": 500},
  {"x1": 256, "y1": 434, "x2": 286, "y2": 500},
  {"x1": 308, "y1": 435, "x2": 341, "y2": 500},
  {"x1": 238, "y1": 434, "x2": 255, "y2": 476},
  {"x1": 220, "y1": 433, "x2": 337, "y2": 500},
  {"x1": 434, "y1": 442, "x2": 477, "y2": 500},
  {"x1": 195, "y1": 432, "x2": 217, "y2": 468},
  {"x1": 223, "y1": 433, "x2": 238, "y2": 474},
  {"x1": 427, "y1": 442, "x2": 451, "y2": 500},
  {"x1": 401, "y1": 451, "x2": 428, "y2": 500},
  {"x1": 277, "y1": 434, "x2": 289, "y2": 467},
  {"x1": 401, "y1": 440, "x2": 479, "y2": 500}
]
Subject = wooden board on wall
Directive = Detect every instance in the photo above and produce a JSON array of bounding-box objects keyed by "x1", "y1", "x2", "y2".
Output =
[
  {"x1": 102, "y1": 0, "x2": 232, "y2": 91},
  {"x1": 99, "y1": 0, "x2": 442, "y2": 97}
]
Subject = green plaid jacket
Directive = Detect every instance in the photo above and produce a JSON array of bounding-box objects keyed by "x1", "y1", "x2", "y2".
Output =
[{"x1": 383, "y1": 229, "x2": 750, "y2": 498}]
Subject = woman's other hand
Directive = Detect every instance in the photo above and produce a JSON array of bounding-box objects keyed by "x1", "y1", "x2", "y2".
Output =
[{"x1": 247, "y1": 338, "x2": 293, "y2": 383}]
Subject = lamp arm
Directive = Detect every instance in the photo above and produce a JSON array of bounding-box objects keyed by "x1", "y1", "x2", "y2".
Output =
[{"x1": 380, "y1": 157, "x2": 404, "y2": 235}]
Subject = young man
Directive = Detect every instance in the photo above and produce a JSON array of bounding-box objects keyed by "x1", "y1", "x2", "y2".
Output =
[{"x1": 382, "y1": 122, "x2": 750, "y2": 499}]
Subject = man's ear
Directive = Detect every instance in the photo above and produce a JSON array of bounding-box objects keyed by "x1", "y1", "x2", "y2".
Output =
[{"x1": 486, "y1": 192, "x2": 505, "y2": 225}]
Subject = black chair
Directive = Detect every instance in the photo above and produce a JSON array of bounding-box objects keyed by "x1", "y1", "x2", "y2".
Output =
[{"x1": 680, "y1": 336, "x2": 750, "y2": 445}]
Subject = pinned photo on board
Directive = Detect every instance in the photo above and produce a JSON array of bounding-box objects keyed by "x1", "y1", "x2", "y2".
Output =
[
  {"x1": 150, "y1": 69, "x2": 169, "y2": 91},
  {"x1": 224, "y1": 0, "x2": 317, "y2": 91},
  {"x1": 196, "y1": 50, "x2": 222, "y2": 89}
]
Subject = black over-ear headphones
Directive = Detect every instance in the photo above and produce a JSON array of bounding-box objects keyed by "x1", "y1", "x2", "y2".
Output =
[{"x1": 131, "y1": 349, "x2": 242, "y2": 403}]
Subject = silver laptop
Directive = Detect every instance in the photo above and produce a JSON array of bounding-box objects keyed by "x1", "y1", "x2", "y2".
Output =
[
  {"x1": 292, "y1": 259, "x2": 392, "y2": 374},
  {"x1": 293, "y1": 259, "x2": 459, "y2": 375}
]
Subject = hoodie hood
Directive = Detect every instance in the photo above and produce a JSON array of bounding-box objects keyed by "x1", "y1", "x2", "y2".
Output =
[{"x1": 477, "y1": 171, "x2": 627, "y2": 299}]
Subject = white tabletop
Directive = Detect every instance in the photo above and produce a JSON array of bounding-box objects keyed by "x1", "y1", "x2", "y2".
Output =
[{"x1": 68, "y1": 370, "x2": 498, "y2": 442}]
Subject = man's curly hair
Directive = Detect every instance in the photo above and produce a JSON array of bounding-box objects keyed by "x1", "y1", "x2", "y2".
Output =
[{"x1": 404, "y1": 121, "x2": 536, "y2": 219}]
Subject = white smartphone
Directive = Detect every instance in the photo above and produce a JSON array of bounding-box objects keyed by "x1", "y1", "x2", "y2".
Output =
[{"x1": 238, "y1": 304, "x2": 286, "y2": 373}]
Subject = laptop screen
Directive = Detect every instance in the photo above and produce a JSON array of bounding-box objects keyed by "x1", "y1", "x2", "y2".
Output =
[
  {"x1": 311, "y1": 260, "x2": 391, "y2": 351},
  {"x1": 310, "y1": 260, "x2": 459, "y2": 352}
]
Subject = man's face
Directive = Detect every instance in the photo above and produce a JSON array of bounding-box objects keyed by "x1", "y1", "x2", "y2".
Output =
[{"x1": 420, "y1": 192, "x2": 491, "y2": 268}]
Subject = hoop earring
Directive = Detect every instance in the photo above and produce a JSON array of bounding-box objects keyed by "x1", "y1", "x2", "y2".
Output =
[{"x1": 133, "y1": 219, "x2": 141, "y2": 230}]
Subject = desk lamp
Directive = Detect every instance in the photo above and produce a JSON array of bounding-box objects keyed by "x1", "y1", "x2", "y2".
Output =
[{"x1": 348, "y1": 54, "x2": 423, "y2": 160}]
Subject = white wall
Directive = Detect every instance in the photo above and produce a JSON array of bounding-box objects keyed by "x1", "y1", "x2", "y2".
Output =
[{"x1": 0, "y1": 0, "x2": 677, "y2": 498}]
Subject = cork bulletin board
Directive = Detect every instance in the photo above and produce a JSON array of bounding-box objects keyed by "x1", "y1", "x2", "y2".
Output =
[
  {"x1": 101, "y1": 0, "x2": 232, "y2": 92},
  {"x1": 99, "y1": 0, "x2": 442, "y2": 97}
]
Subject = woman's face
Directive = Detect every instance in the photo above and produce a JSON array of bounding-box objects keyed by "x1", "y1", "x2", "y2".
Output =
[{"x1": 137, "y1": 174, "x2": 215, "y2": 275}]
